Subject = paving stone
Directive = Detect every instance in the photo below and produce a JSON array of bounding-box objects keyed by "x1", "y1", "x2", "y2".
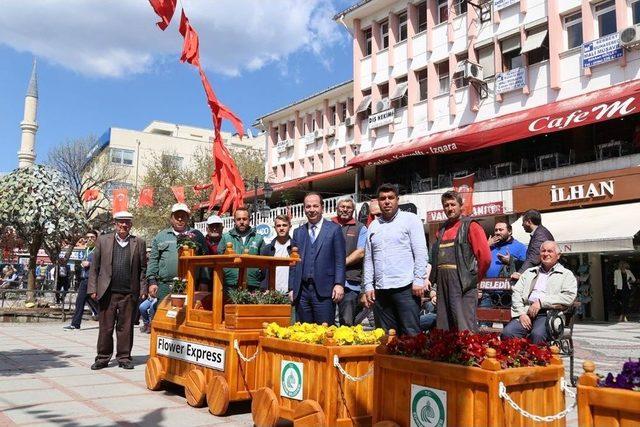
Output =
[
  {"x1": 0, "y1": 388, "x2": 74, "y2": 408},
  {"x1": 1, "y1": 401, "x2": 100, "y2": 425},
  {"x1": 94, "y1": 394, "x2": 183, "y2": 413}
]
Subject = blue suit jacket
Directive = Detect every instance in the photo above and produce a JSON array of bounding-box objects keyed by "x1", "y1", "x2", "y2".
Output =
[{"x1": 289, "y1": 219, "x2": 346, "y2": 299}]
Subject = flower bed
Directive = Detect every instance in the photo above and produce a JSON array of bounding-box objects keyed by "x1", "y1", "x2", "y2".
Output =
[
  {"x1": 265, "y1": 322, "x2": 385, "y2": 346},
  {"x1": 223, "y1": 291, "x2": 291, "y2": 330}
]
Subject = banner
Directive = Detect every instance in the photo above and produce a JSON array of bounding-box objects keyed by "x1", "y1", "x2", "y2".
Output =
[
  {"x1": 112, "y1": 188, "x2": 129, "y2": 213},
  {"x1": 171, "y1": 186, "x2": 185, "y2": 203},
  {"x1": 495, "y1": 67, "x2": 526, "y2": 94},
  {"x1": 139, "y1": 187, "x2": 154, "y2": 207},
  {"x1": 453, "y1": 173, "x2": 474, "y2": 216},
  {"x1": 82, "y1": 188, "x2": 99, "y2": 202},
  {"x1": 582, "y1": 33, "x2": 623, "y2": 68},
  {"x1": 426, "y1": 201, "x2": 503, "y2": 223}
]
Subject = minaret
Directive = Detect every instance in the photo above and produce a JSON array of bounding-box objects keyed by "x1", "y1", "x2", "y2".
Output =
[{"x1": 18, "y1": 59, "x2": 38, "y2": 168}]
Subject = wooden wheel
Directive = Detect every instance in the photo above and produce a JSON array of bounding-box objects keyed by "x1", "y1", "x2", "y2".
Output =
[
  {"x1": 145, "y1": 357, "x2": 164, "y2": 391},
  {"x1": 206, "y1": 375, "x2": 230, "y2": 415},
  {"x1": 184, "y1": 369, "x2": 206, "y2": 407},
  {"x1": 373, "y1": 422, "x2": 400, "y2": 427},
  {"x1": 251, "y1": 387, "x2": 279, "y2": 427},
  {"x1": 293, "y1": 399, "x2": 325, "y2": 427}
]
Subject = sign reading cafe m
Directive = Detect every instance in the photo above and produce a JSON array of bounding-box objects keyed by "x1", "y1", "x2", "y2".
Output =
[{"x1": 550, "y1": 180, "x2": 615, "y2": 204}]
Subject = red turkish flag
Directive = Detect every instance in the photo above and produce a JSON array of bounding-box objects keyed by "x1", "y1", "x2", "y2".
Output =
[
  {"x1": 453, "y1": 173, "x2": 475, "y2": 216},
  {"x1": 148, "y1": 0, "x2": 176, "y2": 30},
  {"x1": 139, "y1": 187, "x2": 154, "y2": 207},
  {"x1": 179, "y1": 10, "x2": 200, "y2": 66},
  {"x1": 82, "y1": 188, "x2": 99, "y2": 202},
  {"x1": 171, "y1": 186, "x2": 185, "y2": 203},
  {"x1": 112, "y1": 188, "x2": 129, "y2": 213}
]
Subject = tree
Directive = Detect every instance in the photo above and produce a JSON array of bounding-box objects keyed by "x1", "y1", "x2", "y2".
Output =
[{"x1": 0, "y1": 165, "x2": 88, "y2": 299}]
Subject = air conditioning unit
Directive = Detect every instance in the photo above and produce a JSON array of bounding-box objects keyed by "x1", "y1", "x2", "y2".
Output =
[
  {"x1": 345, "y1": 116, "x2": 355, "y2": 127},
  {"x1": 326, "y1": 126, "x2": 336, "y2": 136},
  {"x1": 314, "y1": 129, "x2": 323, "y2": 139},
  {"x1": 374, "y1": 98, "x2": 391, "y2": 113},
  {"x1": 620, "y1": 24, "x2": 640, "y2": 49},
  {"x1": 460, "y1": 60, "x2": 484, "y2": 82}
]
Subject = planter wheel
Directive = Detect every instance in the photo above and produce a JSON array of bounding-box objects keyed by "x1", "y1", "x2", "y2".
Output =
[
  {"x1": 184, "y1": 369, "x2": 206, "y2": 407},
  {"x1": 144, "y1": 357, "x2": 164, "y2": 391},
  {"x1": 293, "y1": 399, "x2": 325, "y2": 427},
  {"x1": 206, "y1": 375, "x2": 230, "y2": 415},
  {"x1": 373, "y1": 422, "x2": 400, "y2": 427},
  {"x1": 251, "y1": 387, "x2": 279, "y2": 427}
]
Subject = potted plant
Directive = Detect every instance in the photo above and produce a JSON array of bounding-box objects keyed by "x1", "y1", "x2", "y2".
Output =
[
  {"x1": 176, "y1": 232, "x2": 201, "y2": 255},
  {"x1": 170, "y1": 277, "x2": 187, "y2": 308},
  {"x1": 223, "y1": 289, "x2": 291, "y2": 329}
]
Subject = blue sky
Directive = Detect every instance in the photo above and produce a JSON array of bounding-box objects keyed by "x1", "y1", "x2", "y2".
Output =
[{"x1": 0, "y1": 0, "x2": 353, "y2": 173}]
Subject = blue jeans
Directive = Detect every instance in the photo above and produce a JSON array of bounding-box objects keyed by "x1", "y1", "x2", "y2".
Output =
[
  {"x1": 501, "y1": 313, "x2": 548, "y2": 344},
  {"x1": 373, "y1": 284, "x2": 421, "y2": 335},
  {"x1": 338, "y1": 287, "x2": 364, "y2": 326},
  {"x1": 139, "y1": 297, "x2": 157, "y2": 325}
]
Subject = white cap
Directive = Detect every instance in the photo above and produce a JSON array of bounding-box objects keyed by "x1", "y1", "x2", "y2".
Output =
[
  {"x1": 171, "y1": 203, "x2": 191, "y2": 214},
  {"x1": 206, "y1": 215, "x2": 223, "y2": 225},
  {"x1": 113, "y1": 211, "x2": 133, "y2": 220}
]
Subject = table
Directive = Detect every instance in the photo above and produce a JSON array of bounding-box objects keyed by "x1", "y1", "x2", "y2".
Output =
[
  {"x1": 597, "y1": 141, "x2": 622, "y2": 160},
  {"x1": 536, "y1": 153, "x2": 559, "y2": 171},
  {"x1": 493, "y1": 161, "x2": 517, "y2": 178}
]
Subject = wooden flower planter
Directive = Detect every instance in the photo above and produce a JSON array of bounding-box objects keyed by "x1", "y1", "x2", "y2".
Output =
[
  {"x1": 373, "y1": 343, "x2": 567, "y2": 427},
  {"x1": 251, "y1": 330, "x2": 377, "y2": 427},
  {"x1": 577, "y1": 361, "x2": 640, "y2": 427},
  {"x1": 224, "y1": 304, "x2": 291, "y2": 330},
  {"x1": 145, "y1": 244, "x2": 299, "y2": 416}
]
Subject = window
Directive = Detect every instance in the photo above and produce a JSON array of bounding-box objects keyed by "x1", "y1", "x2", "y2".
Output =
[
  {"x1": 288, "y1": 120, "x2": 295, "y2": 139},
  {"x1": 105, "y1": 182, "x2": 132, "y2": 199},
  {"x1": 595, "y1": 0, "x2": 616, "y2": 37},
  {"x1": 501, "y1": 36, "x2": 522, "y2": 71},
  {"x1": 634, "y1": 1, "x2": 640, "y2": 25},
  {"x1": 477, "y1": 45, "x2": 495, "y2": 77},
  {"x1": 363, "y1": 28, "x2": 373, "y2": 55},
  {"x1": 417, "y1": 2, "x2": 427, "y2": 32},
  {"x1": 436, "y1": 61, "x2": 450, "y2": 94},
  {"x1": 161, "y1": 154, "x2": 183, "y2": 169},
  {"x1": 391, "y1": 76, "x2": 408, "y2": 108},
  {"x1": 417, "y1": 68, "x2": 428, "y2": 101},
  {"x1": 312, "y1": 118, "x2": 317, "y2": 132},
  {"x1": 378, "y1": 83, "x2": 389, "y2": 100},
  {"x1": 329, "y1": 106, "x2": 336, "y2": 126},
  {"x1": 380, "y1": 20, "x2": 389, "y2": 49},
  {"x1": 453, "y1": 53, "x2": 468, "y2": 88},
  {"x1": 563, "y1": 12, "x2": 583, "y2": 49},
  {"x1": 110, "y1": 148, "x2": 134, "y2": 166},
  {"x1": 453, "y1": 0, "x2": 467, "y2": 15},
  {"x1": 437, "y1": 0, "x2": 449, "y2": 24},
  {"x1": 522, "y1": 25, "x2": 549, "y2": 65},
  {"x1": 339, "y1": 102, "x2": 347, "y2": 122},
  {"x1": 357, "y1": 90, "x2": 372, "y2": 116},
  {"x1": 398, "y1": 12, "x2": 408, "y2": 42},
  {"x1": 318, "y1": 114, "x2": 323, "y2": 129}
]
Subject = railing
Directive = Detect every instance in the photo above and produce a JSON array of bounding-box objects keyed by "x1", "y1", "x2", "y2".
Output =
[{"x1": 0, "y1": 288, "x2": 80, "y2": 321}]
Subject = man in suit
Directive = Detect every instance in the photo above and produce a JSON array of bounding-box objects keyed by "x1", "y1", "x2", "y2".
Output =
[
  {"x1": 88, "y1": 211, "x2": 147, "y2": 370},
  {"x1": 289, "y1": 192, "x2": 346, "y2": 325},
  {"x1": 511, "y1": 210, "x2": 555, "y2": 281}
]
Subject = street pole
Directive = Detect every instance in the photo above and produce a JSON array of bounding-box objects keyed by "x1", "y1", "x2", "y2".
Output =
[{"x1": 253, "y1": 176, "x2": 259, "y2": 224}]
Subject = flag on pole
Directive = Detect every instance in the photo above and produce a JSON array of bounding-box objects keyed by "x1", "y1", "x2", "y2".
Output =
[
  {"x1": 171, "y1": 186, "x2": 185, "y2": 203},
  {"x1": 112, "y1": 188, "x2": 129, "y2": 213},
  {"x1": 139, "y1": 187, "x2": 154, "y2": 207},
  {"x1": 453, "y1": 173, "x2": 475, "y2": 216},
  {"x1": 148, "y1": 0, "x2": 177, "y2": 30},
  {"x1": 82, "y1": 188, "x2": 99, "y2": 202}
]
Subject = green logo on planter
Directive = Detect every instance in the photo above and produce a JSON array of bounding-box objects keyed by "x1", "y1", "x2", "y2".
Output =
[
  {"x1": 280, "y1": 360, "x2": 303, "y2": 400},
  {"x1": 410, "y1": 384, "x2": 446, "y2": 427}
]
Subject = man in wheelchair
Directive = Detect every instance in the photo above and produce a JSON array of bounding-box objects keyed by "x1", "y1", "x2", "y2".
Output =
[{"x1": 501, "y1": 241, "x2": 577, "y2": 344}]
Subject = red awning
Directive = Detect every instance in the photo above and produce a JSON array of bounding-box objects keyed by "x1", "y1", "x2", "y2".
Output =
[
  {"x1": 349, "y1": 80, "x2": 640, "y2": 167},
  {"x1": 298, "y1": 166, "x2": 352, "y2": 184},
  {"x1": 242, "y1": 166, "x2": 353, "y2": 200}
]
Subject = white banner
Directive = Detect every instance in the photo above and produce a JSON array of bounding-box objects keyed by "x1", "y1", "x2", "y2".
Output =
[
  {"x1": 156, "y1": 336, "x2": 225, "y2": 371},
  {"x1": 368, "y1": 108, "x2": 395, "y2": 129},
  {"x1": 495, "y1": 67, "x2": 526, "y2": 94},
  {"x1": 494, "y1": 0, "x2": 519, "y2": 11}
]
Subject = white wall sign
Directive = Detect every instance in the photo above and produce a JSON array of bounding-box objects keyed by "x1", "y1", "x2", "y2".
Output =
[
  {"x1": 550, "y1": 180, "x2": 615, "y2": 204},
  {"x1": 276, "y1": 140, "x2": 287, "y2": 153},
  {"x1": 280, "y1": 360, "x2": 304, "y2": 400},
  {"x1": 494, "y1": 0, "x2": 519, "y2": 11},
  {"x1": 304, "y1": 133, "x2": 315, "y2": 145},
  {"x1": 156, "y1": 336, "x2": 225, "y2": 371},
  {"x1": 495, "y1": 67, "x2": 526, "y2": 94},
  {"x1": 411, "y1": 384, "x2": 447, "y2": 427},
  {"x1": 368, "y1": 108, "x2": 395, "y2": 129},
  {"x1": 582, "y1": 33, "x2": 623, "y2": 68}
]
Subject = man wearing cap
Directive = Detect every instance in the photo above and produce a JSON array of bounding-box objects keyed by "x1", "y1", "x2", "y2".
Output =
[
  {"x1": 147, "y1": 203, "x2": 209, "y2": 304},
  {"x1": 88, "y1": 212, "x2": 147, "y2": 370},
  {"x1": 205, "y1": 215, "x2": 224, "y2": 254}
]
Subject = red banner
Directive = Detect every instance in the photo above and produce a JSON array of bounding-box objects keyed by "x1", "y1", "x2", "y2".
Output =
[
  {"x1": 139, "y1": 187, "x2": 154, "y2": 207},
  {"x1": 112, "y1": 188, "x2": 129, "y2": 213},
  {"x1": 171, "y1": 186, "x2": 185, "y2": 203},
  {"x1": 427, "y1": 201, "x2": 504, "y2": 223},
  {"x1": 82, "y1": 188, "x2": 99, "y2": 202},
  {"x1": 453, "y1": 173, "x2": 474, "y2": 216}
]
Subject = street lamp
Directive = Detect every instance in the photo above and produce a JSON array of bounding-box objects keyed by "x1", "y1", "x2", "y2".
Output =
[{"x1": 249, "y1": 177, "x2": 273, "y2": 220}]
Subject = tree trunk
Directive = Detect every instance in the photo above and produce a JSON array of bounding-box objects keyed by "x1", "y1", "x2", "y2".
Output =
[{"x1": 26, "y1": 241, "x2": 38, "y2": 303}]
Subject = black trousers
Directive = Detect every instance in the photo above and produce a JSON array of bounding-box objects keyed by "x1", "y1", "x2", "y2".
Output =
[
  {"x1": 70, "y1": 279, "x2": 99, "y2": 328},
  {"x1": 96, "y1": 292, "x2": 136, "y2": 364},
  {"x1": 373, "y1": 284, "x2": 421, "y2": 335}
]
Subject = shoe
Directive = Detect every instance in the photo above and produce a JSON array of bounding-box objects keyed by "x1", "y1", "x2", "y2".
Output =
[
  {"x1": 139, "y1": 324, "x2": 148, "y2": 333},
  {"x1": 91, "y1": 314, "x2": 99, "y2": 321},
  {"x1": 118, "y1": 361, "x2": 134, "y2": 370},
  {"x1": 63, "y1": 325, "x2": 78, "y2": 331},
  {"x1": 91, "y1": 361, "x2": 108, "y2": 370}
]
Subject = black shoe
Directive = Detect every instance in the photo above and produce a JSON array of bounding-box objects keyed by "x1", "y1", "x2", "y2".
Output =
[
  {"x1": 118, "y1": 361, "x2": 134, "y2": 370},
  {"x1": 91, "y1": 361, "x2": 108, "y2": 370}
]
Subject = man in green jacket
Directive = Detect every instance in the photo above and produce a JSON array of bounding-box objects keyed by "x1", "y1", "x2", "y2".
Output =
[
  {"x1": 217, "y1": 206, "x2": 264, "y2": 288},
  {"x1": 147, "y1": 203, "x2": 209, "y2": 304}
]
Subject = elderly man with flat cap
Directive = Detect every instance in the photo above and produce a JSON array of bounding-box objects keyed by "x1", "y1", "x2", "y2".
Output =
[
  {"x1": 88, "y1": 211, "x2": 147, "y2": 370},
  {"x1": 147, "y1": 203, "x2": 209, "y2": 304}
]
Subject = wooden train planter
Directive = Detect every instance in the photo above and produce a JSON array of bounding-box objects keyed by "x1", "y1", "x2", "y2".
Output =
[
  {"x1": 251, "y1": 327, "x2": 377, "y2": 427},
  {"x1": 577, "y1": 361, "x2": 640, "y2": 427},
  {"x1": 145, "y1": 244, "x2": 298, "y2": 416},
  {"x1": 373, "y1": 341, "x2": 568, "y2": 427}
]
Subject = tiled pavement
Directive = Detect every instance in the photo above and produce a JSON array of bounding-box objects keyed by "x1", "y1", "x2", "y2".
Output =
[{"x1": 0, "y1": 320, "x2": 638, "y2": 426}]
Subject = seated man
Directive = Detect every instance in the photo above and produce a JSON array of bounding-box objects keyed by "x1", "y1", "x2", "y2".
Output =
[{"x1": 501, "y1": 241, "x2": 577, "y2": 344}]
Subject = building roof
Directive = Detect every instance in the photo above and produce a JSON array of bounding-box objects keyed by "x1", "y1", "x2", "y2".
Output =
[
  {"x1": 254, "y1": 80, "x2": 353, "y2": 125},
  {"x1": 333, "y1": 0, "x2": 373, "y2": 20},
  {"x1": 27, "y1": 59, "x2": 38, "y2": 99}
]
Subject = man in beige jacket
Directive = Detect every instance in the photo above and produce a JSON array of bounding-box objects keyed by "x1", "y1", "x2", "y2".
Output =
[{"x1": 501, "y1": 241, "x2": 576, "y2": 344}]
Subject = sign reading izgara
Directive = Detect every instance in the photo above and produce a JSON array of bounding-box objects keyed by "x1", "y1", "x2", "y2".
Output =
[
  {"x1": 156, "y1": 336, "x2": 225, "y2": 371},
  {"x1": 280, "y1": 360, "x2": 304, "y2": 400},
  {"x1": 411, "y1": 384, "x2": 447, "y2": 427}
]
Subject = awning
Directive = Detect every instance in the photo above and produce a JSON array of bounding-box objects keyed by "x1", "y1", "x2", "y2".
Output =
[
  {"x1": 511, "y1": 203, "x2": 640, "y2": 254},
  {"x1": 349, "y1": 79, "x2": 640, "y2": 167},
  {"x1": 356, "y1": 95, "x2": 372, "y2": 113},
  {"x1": 242, "y1": 166, "x2": 353, "y2": 199},
  {"x1": 298, "y1": 166, "x2": 352, "y2": 184},
  {"x1": 520, "y1": 30, "x2": 548, "y2": 54},
  {"x1": 390, "y1": 82, "x2": 409, "y2": 100}
]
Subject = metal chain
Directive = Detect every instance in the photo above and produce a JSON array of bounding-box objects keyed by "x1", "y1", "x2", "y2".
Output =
[
  {"x1": 233, "y1": 339, "x2": 259, "y2": 363},
  {"x1": 333, "y1": 355, "x2": 374, "y2": 382},
  {"x1": 498, "y1": 378, "x2": 577, "y2": 423}
]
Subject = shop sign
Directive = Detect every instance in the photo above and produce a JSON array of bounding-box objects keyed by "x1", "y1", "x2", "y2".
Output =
[
  {"x1": 550, "y1": 180, "x2": 614, "y2": 204},
  {"x1": 276, "y1": 140, "x2": 288, "y2": 153},
  {"x1": 426, "y1": 201, "x2": 504, "y2": 223},
  {"x1": 156, "y1": 336, "x2": 225, "y2": 371},
  {"x1": 494, "y1": 0, "x2": 519, "y2": 12},
  {"x1": 304, "y1": 133, "x2": 315, "y2": 145},
  {"x1": 495, "y1": 67, "x2": 526, "y2": 94},
  {"x1": 410, "y1": 384, "x2": 447, "y2": 427},
  {"x1": 582, "y1": 33, "x2": 623, "y2": 69},
  {"x1": 368, "y1": 108, "x2": 395, "y2": 129},
  {"x1": 280, "y1": 360, "x2": 303, "y2": 400},
  {"x1": 478, "y1": 278, "x2": 512, "y2": 291}
]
